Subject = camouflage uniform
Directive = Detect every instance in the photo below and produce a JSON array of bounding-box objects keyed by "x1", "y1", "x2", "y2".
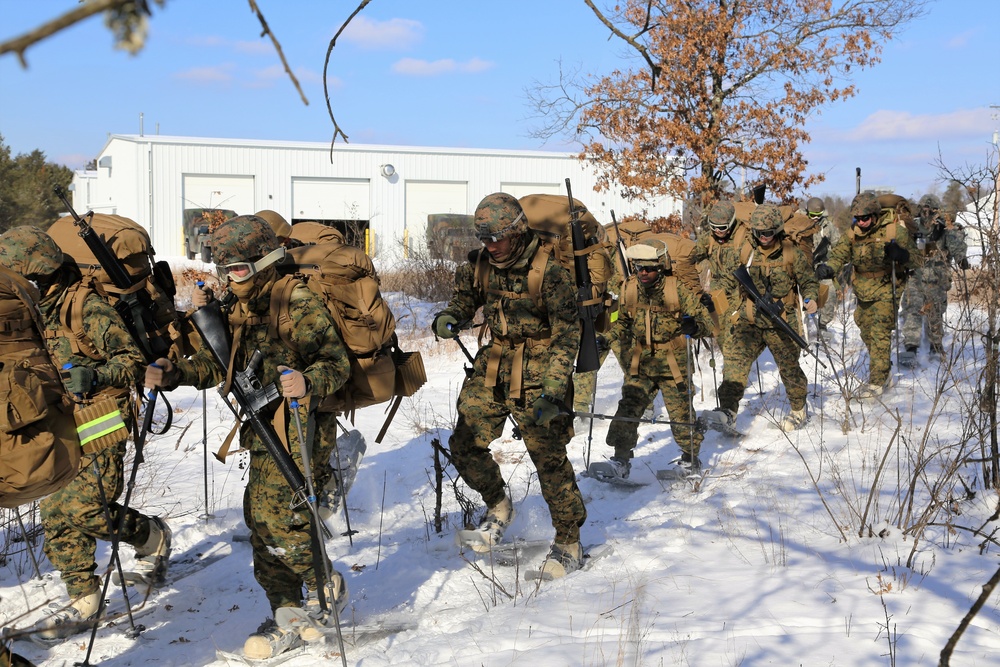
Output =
[
  {"x1": 899, "y1": 198, "x2": 967, "y2": 357},
  {"x1": 0, "y1": 227, "x2": 149, "y2": 603},
  {"x1": 434, "y1": 200, "x2": 586, "y2": 547},
  {"x1": 802, "y1": 199, "x2": 841, "y2": 328},
  {"x1": 606, "y1": 253, "x2": 713, "y2": 462},
  {"x1": 717, "y1": 207, "x2": 819, "y2": 417},
  {"x1": 157, "y1": 217, "x2": 351, "y2": 613},
  {"x1": 689, "y1": 201, "x2": 753, "y2": 356},
  {"x1": 823, "y1": 193, "x2": 920, "y2": 388}
]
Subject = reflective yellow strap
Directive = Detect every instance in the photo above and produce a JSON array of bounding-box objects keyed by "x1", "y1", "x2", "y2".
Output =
[{"x1": 76, "y1": 409, "x2": 126, "y2": 446}]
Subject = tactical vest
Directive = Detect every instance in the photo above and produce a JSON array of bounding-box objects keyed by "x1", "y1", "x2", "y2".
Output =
[{"x1": 619, "y1": 274, "x2": 687, "y2": 385}]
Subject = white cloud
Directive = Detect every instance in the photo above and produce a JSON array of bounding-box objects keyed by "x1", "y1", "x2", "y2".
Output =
[
  {"x1": 234, "y1": 40, "x2": 274, "y2": 56},
  {"x1": 341, "y1": 16, "x2": 423, "y2": 50},
  {"x1": 392, "y1": 57, "x2": 495, "y2": 76},
  {"x1": 945, "y1": 29, "x2": 979, "y2": 49},
  {"x1": 172, "y1": 64, "x2": 235, "y2": 85},
  {"x1": 846, "y1": 108, "x2": 993, "y2": 142}
]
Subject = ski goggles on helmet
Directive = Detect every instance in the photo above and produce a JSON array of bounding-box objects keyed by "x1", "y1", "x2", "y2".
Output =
[
  {"x1": 476, "y1": 211, "x2": 525, "y2": 243},
  {"x1": 807, "y1": 211, "x2": 824, "y2": 220},
  {"x1": 709, "y1": 211, "x2": 736, "y2": 234},
  {"x1": 218, "y1": 246, "x2": 286, "y2": 283}
]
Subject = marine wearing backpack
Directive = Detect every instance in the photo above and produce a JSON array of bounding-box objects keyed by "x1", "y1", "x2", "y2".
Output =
[{"x1": 0, "y1": 230, "x2": 79, "y2": 508}]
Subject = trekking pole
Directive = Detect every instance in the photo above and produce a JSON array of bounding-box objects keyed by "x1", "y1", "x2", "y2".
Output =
[
  {"x1": 288, "y1": 396, "x2": 348, "y2": 667},
  {"x1": 200, "y1": 388, "x2": 214, "y2": 520},
  {"x1": 890, "y1": 249, "x2": 900, "y2": 377},
  {"x1": 330, "y1": 419, "x2": 358, "y2": 545},
  {"x1": 13, "y1": 507, "x2": 43, "y2": 582},
  {"x1": 707, "y1": 337, "x2": 720, "y2": 409},
  {"x1": 686, "y1": 335, "x2": 696, "y2": 455},
  {"x1": 584, "y1": 371, "x2": 598, "y2": 470}
]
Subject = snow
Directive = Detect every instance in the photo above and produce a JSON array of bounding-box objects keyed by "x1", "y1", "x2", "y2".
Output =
[{"x1": 2, "y1": 260, "x2": 999, "y2": 666}]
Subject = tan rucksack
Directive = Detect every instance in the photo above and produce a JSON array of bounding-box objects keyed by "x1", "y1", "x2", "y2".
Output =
[
  {"x1": 0, "y1": 266, "x2": 81, "y2": 508},
  {"x1": 274, "y1": 243, "x2": 425, "y2": 420},
  {"x1": 288, "y1": 221, "x2": 347, "y2": 246},
  {"x1": 46, "y1": 213, "x2": 187, "y2": 362},
  {"x1": 517, "y1": 193, "x2": 615, "y2": 332},
  {"x1": 780, "y1": 206, "x2": 819, "y2": 263}
]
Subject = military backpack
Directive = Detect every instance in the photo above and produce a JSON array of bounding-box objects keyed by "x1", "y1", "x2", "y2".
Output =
[{"x1": 0, "y1": 266, "x2": 81, "y2": 508}]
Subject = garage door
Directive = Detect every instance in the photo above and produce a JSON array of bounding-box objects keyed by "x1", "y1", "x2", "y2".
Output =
[
  {"x1": 292, "y1": 178, "x2": 371, "y2": 221},
  {"x1": 405, "y1": 181, "x2": 468, "y2": 257},
  {"x1": 182, "y1": 174, "x2": 255, "y2": 214}
]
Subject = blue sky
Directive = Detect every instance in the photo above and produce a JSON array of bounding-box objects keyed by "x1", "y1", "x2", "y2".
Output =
[{"x1": 1, "y1": 0, "x2": 996, "y2": 202}]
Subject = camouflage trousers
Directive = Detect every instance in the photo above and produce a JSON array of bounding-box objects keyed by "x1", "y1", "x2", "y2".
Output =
[
  {"x1": 450, "y1": 375, "x2": 586, "y2": 545},
  {"x1": 40, "y1": 442, "x2": 152, "y2": 600},
  {"x1": 818, "y1": 278, "x2": 840, "y2": 327},
  {"x1": 900, "y1": 267, "x2": 950, "y2": 352},
  {"x1": 606, "y1": 371, "x2": 701, "y2": 460},
  {"x1": 855, "y1": 297, "x2": 897, "y2": 386},
  {"x1": 243, "y1": 406, "x2": 338, "y2": 613},
  {"x1": 718, "y1": 324, "x2": 808, "y2": 414}
]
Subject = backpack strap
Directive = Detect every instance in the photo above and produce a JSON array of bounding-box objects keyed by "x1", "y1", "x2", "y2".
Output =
[
  {"x1": 56, "y1": 281, "x2": 103, "y2": 360},
  {"x1": 625, "y1": 276, "x2": 685, "y2": 386}
]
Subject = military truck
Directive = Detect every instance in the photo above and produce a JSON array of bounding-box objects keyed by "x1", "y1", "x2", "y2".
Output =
[
  {"x1": 183, "y1": 208, "x2": 237, "y2": 263},
  {"x1": 426, "y1": 213, "x2": 476, "y2": 263}
]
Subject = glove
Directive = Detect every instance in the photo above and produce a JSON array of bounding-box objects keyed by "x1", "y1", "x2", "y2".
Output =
[
  {"x1": 277, "y1": 365, "x2": 308, "y2": 399},
  {"x1": 680, "y1": 315, "x2": 699, "y2": 337},
  {"x1": 433, "y1": 314, "x2": 458, "y2": 339},
  {"x1": 699, "y1": 292, "x2": 716, "y2": 313},
  {"x1": 192, "y1": 282, "x2": 214, "y2": 309},
  {"x1": 959, "y1": 258, "x2": 971, "y2": 271},
  {"x1": 61, "y1": 365, "x2": 96, "y2": 396},
  {"x1": 595, "y1": 334, "x2": 609, "y2": 352},
  {"x1": 530, "y1": 395, "x2": 561, "y2": 427},
  {"x1": 885, "y1": 242, "x2": 910, "y2": 264},
  {"x1": 815, "y1": 264, "x2": 835, "y2": 280},
  {"x1": 804, "y1": 298, "x2": 818, "y2": 314},
  {"x1": 144, "y1": 358, "x2": 174, "y2": 391}
]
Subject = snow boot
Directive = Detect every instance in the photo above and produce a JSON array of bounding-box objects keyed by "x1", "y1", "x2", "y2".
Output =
[
  {"x1": 132, "y1": 516, "x2": 171, "y2": 586},
  {"x1": 658, "y1": 452, "x2": 702, "y2": 480},
  {"x1": 299, "y1": 571, "x2": 349, "y2": 642},
  {"x1": 779, "y1": 407, "x2": 807, "y2": 432},
  {"x1": 590, "y1": 456, "x2": 631, "y2": 481},
  {"x1": 700, "y1": 408, "x2": 737, "y2": 434},
  {"x1": 856, "y1": 383, "x2": 884, "y2": 400},
  {"x1": 37, "y1": 592, "x2": 101, "y2": 640},
  {"x1": 539, "y1": 542, "x2": 583, "y2": 579},
  {"x1": 898, "y1": 346, "x2": 918, "y2": 368},
  {"x1": 243, "y1": 611, "x2": 304, "y2": 660},
  {"x1": 469, "y1": 496, "x2": 515, "y2": 554}
]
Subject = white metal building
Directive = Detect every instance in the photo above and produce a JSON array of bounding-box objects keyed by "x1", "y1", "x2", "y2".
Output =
[{"x1": 69, "y1": 134, "x2": 681, "y2": 263}]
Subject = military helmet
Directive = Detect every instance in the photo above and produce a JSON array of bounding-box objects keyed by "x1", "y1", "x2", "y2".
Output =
[
  {"x1": 0, "y1": 226, "x2": 64, "y2": 279},
  {"x1": 805, "y1": 197, "x2": 826, "y2": 216},
  {"x1": 474, "y1": 193, "x2": 527, "y2": 242},
  {"x1": 254, "y1": 209, "x2": 292, "y2": 238},
  {"x1": 212, "y1": 215, "x2": 285, "y2": 282},
  {"x1": 748, "y1": 205, "x2": 784, "y2": 235},
  {"x1": 918, "y1": 194, "x2": 941, "y2": 211},
  {"x1": 707, "y1": 201, "x2": 737, "y2": 234},
  {"x1": 626, "y1": 238, "x2": 670, "y2": 269},
  {"x1": 850, "y1": 192, "x2": 881, "y2": 218}
]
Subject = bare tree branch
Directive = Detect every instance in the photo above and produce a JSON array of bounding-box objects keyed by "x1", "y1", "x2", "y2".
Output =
[
  {"x1": 323, "y1": 0, "x2": 375, "y2": 152},
  {"x1": 246, "y1": 0, "x2": 308, "y2": 106},
  {"x1": 0, "y1": 0, "x2": 127, "y2": 67}
]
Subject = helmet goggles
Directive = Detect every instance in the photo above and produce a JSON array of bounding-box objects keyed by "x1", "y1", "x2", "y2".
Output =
[
  {"x1": 476, "y1": 211, "x2": 525, "y2": 243},
  {"x1": 218, "y1": 246, "x2": 286, "y2": 283}
]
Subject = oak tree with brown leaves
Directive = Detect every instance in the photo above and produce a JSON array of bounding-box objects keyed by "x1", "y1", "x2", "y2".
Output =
[{"x1": 530, "y1": 0, "x2": 927, "y2": 211}]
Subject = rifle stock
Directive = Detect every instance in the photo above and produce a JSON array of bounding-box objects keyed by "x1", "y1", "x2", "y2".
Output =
[
  {"x1": 609, "y1": 210, "x2": 631, "y2": 280},
  {"x1": 733, "y1": 265, "x2": 826, "y2": 368},
  {"x1": 566, "y1": 178, "x2": 601, "y2": 373}
]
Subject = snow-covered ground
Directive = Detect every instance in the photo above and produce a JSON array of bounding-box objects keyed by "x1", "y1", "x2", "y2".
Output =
[{"x1": 2, "y1": 260, "x2": 998, "y2": 666}]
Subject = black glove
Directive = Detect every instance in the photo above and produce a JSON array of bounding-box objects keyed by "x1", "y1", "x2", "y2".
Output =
[
  {"x1": 885, "y1": 242, "x2": 909, "y2": 264},
  {"x1": 595, "y1": 334, "x2": 609, "y2": 352},
  {"x1": 815, "y1": 264, "x2": 835, "y2": 280},
  {"x1": 699, "y1": 292, "x2": 716, "y2": 313},
  {"x1": 61, "y1": 365, "x2": 96, "y2": 396},
  {"x1": 680, "y1": 315, "x2": 699, "y2": 337},
  {"x1": 959, "y1": 258, "x2": 971, "y2": 271},
  {"x1": 929, "y1": 222, "x2": 945, "y2": 243}
]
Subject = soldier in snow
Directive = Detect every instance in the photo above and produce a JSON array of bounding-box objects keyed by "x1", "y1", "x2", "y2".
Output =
[{"x1": 433, "y1": 193, "x2": 587, "y2": 579}]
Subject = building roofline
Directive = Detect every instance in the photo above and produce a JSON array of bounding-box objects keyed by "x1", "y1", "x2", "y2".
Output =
[{"x1": 105, "y1": 134, "x2": 585, "y2": 160}]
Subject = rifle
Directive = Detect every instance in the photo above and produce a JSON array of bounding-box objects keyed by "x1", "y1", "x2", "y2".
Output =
[
  {"x1": 53, "y1": 186, "x2": 168, "y2": 364},
  {"x1": 190, "y1": 300, "x2": 330, "y2": 528},
  {"x1": 609, "y1": 210, "x2": 631, "y2": 280},
  {"x1": 733, "y1": 265, "x2": 826, "y2": 368},
  {"x1": 565, "y1": 178, "x2": 602, "y2": 373},
  {"x1": 856, "y1": 167, "x2": 862, "y2": 196}
]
